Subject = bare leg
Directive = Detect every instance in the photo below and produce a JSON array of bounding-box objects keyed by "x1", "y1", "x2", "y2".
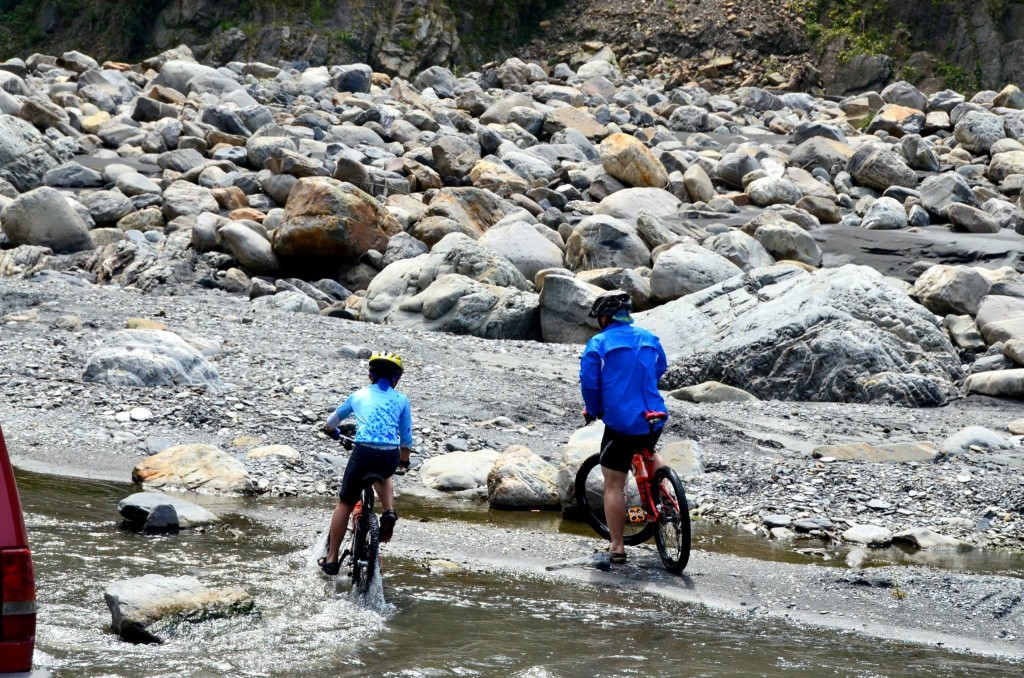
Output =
[
  {"x1": 325, "y1": 500, "x2": 353, "y2": 564},
  {"x1": 602, "y1": 467, "x2": 628, "y2": 555},
  {"x1": 375, "y1": 478, "x2": 394, "y2": 512}
]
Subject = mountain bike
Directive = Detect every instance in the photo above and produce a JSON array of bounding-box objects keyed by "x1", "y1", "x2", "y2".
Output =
[
  {"x1": 326, "y1": 427, "x2": 382, "y2": 597},
  {"x1": 341, "y1": 475, "x2": 382, "y2": 597},
  {"x1": 574, "y1": 411, "x2": 691, "y2": 573}
]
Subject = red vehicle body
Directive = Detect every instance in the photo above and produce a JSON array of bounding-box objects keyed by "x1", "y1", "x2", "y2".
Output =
[{"x1": 0, "y1": 425, "x2": 38, "y2": 674}]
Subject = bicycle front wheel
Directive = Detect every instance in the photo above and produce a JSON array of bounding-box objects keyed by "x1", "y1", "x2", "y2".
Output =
[
  {"x1": 574, "y1": 453, "x2": 654, "y2": 546},
  {"x1": 653, "y1": 466, "x2": 691, "y2": 573},
  {"x1": 351, "y1": 513, "x2": 380, "y2": 595}
]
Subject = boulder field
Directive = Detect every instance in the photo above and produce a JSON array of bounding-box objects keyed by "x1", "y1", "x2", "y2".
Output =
[{"x1": 1, "y1": 45, "x2": 1023, "y2": 404}]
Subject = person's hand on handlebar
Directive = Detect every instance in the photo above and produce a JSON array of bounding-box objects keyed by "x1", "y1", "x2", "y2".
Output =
[
  {"x1": 395, "y1": 446, "x2": 413, "y2": 475},
  {"x1": 322, "y1": 423, "x2": 339, "y2": 439},
  {"x1": 582, "y1": 409, "x2": 597, "y2": 425}
]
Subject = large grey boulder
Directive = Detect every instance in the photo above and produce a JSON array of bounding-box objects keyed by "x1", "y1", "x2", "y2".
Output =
[
  {"x1": 381, "y1": 273, "x2": 540, "y2": 340},
  {"x1": 847, "y1": 145, "x2": 918, "y2": 191},
  {"x1": 565, "y1": 215, "x2": 650, "y2": 271},
  {"x1": 747, "y1": 177, "x2": 802, "y2": 207},
  {"x1": 954, "y1": 110, "x2": 1005, "y2": 154},
  {"x1": 988, "y1": 151, "x2": 1024, "y2": 183},
  {"x1": 753, "y1": 222, "x2": 822, "y2": 267},
  {"x1": 789, "y1": 137, "x2": 854, "y2": 177},
  {"x1": 161, "y1": 181, "x2": 219, "y2": 220},
  {"x1": 420, "y1": 450, "x2": 500, "y2": 495},
  {"x1": 361, "y1": 234, "x2": 532, "y2": 333},
  {"x1": 104, "y1": 574, "x2": 253, "y2": 644},
  {"x1": 383, "y1": 231, "x2": 428, "y2": 266},
  {"x1": 913, "y1": 265, "x2": 991, "y2": 316},
  {"x1": 538, "y1": 274, "x2": 602, "y2": 344},
  {"x1": 487, "y1": 446, "x2": 560, "y2": 509},
  {"x1": 593, "y1": 187, "x2": 682, "y2": 224},
  {"x1": 118, "y1": 492, "x2": 218, "y2": 529},
  {"x1": 360, "y1": 255, "x2": 428, "y2": 324},
  {"x1": 153, "y1": 60, "x2": 222, "y2": 94},
  {"x1": 479, "y1": 221, "x2": 563, "y2": 281},
  {"x1": 964, "y1": 369, "x2": 1024, "y2": 398},
  {"x1": 132, "y1": 443, "x2": 253, "y2": 494},
  {"x1": 940, "y1": 425, "x2": 1009, "y2": 456},
  {"x1": 983, "y1": 198, "x2": 1024, "y2": 232},
  {"x1": 881, "y1": 81, "x2": 927, "y2": 110},
  {"x1": 417, "y1": 233, "x2": 529, "y2": 291},
  {"x1": 861, "y1": 197, "x2": 908, "y2": 230},
  {"x1": 842, "y1": 525, "x2": 893, "y2": 547},
  {"x1": 650, "y1": 244, "x2": 743, "y2": 303},
  {"x1": 330, "y1": 64, "x2": 372, "y2": 93},
  {"x1": 976, "y1": 295, "x2": 1024, "y2": 344},
  {"x1": 251, "y1": 291, "x2": 319, "y2": 314},
  {"x1": 432, "y1": 135, "x2": 481, "y2": 182},
  {"x1": 704, "y1": 231, "x2": 775, "y2": 271},
  {"x1": 717, "y1": 152, "x2": 762, "y2": 188},
  {"x1": 80, "y1": 190, "x2": 134, "y2": 225},
  {"x1": 43, "y1": 162, "x2": 104, "y2": 188},
  {"x1": 892, "y1": 528, "x2": 966, "y2": 550},
  {"x1": 1, "y1": 186, "x2": 94, "y2": 253},
  {"x1": 218, "y1": 222, "x2": 281, "y2": 275},
  {"x1": 947, "y1": 203, "x2": 1001, "y2": 234},
  {"x1": 82, "y1": 330, "x2": 224, "y2": 390},
  {"x1": 638, "y1": 265, "x2": 963, "y2": 406},
  {"x1": 0, "y1": 245, "x2": 52, "y2": 279},
  {"x1": 0, "y1": 115, "x2": 75, "y2": 191},
  {"x1": 919, "y1": 173, "x2": 979, "y2": 219}
]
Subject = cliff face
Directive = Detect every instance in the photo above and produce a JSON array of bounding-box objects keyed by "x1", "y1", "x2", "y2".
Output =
[
  {"x1": 807, "y1": 0, "x2": 1024, "y2": 94},
  {"x1": 1, "y1": 0, "x2": 1023, "y2": 94},
  {"x1": 0, "y1": 0, "x2": 559, "y2": 76}
]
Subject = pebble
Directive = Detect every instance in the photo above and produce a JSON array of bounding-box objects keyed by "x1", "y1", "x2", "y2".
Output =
[{"x1": 130, "y1": 407, "x2": 154, "y2": 421}]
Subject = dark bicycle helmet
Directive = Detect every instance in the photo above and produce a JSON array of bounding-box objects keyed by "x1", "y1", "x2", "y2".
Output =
[
  {"x1": 369, "y1": 351, "x2": 404, "y2": 379},
  {"x1": 589, "y1": 290, "x2": 633, "y2": 318}
]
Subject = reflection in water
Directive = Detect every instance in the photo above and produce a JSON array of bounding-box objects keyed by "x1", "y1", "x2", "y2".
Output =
[{"x1": 16, "y1": 470, "x2": 1024, "y2": 677}]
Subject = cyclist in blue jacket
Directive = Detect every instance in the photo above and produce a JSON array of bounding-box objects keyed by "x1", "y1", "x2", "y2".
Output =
[
  {"x1": 319, "y1": 352, "x2": 413, "y2": 576},
  {"x1": 580, "y1": 291, "x2": 668, "y2": 564}
]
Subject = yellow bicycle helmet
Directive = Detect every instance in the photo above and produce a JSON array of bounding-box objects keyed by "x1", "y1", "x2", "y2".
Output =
[{"x1": 369, "y1": 351, "x2": 404, "y2": 374}]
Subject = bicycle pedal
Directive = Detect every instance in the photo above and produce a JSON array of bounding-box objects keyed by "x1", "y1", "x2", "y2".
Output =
[{"x1": 627, "y1": 507, "x2": 647, "y2": 523}]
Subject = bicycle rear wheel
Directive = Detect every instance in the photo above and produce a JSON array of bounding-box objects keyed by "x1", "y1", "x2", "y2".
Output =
[
  {"x1": 351, "y1": 513, "x2": 380, "y2": 595},
  {"x1": 653, "y1": 466, "x2": 691, "y2": 573},
  {"x1": 574, "y1": 453, "x2": 654, "y2": 546}
]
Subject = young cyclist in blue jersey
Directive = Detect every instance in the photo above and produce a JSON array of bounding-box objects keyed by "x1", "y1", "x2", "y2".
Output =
[
  {"x1": 318, "y1": 352, "x2": 413, "y2": 576},
  {"x1": 579, "y1": 291, "x2": 669, "y2": 564}
]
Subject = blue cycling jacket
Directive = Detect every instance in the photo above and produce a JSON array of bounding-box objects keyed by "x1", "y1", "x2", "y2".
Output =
[
  {"x1": 579, "y1": 322, "x2": 669, "y2": 436},
  {"x1": 327, "y1": 382, "x2": 414, "y2": 448}
]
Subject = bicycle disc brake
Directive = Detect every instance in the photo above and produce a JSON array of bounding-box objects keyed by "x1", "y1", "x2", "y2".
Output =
[{"x1": 627, "y1": 506, "x2": 647, "y2": 523}]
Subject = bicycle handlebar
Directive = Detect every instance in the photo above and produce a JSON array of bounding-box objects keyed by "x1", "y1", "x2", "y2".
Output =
[{"x1": 328, "y1": 427, "x2": 355, "y2": 450}]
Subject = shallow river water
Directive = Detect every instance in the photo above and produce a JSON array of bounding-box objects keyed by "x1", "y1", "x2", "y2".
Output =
[{"x1": 19, "y1": 471, "x2": 1024, "y2": 677}]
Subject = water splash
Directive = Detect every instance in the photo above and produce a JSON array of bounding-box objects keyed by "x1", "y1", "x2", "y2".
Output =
[{"x1": 308, "y1": 517, "x2": 395, "y2": 614}]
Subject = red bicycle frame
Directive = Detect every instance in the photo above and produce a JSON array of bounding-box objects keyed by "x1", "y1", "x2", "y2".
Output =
[{"x1": 625, "y1": 411, "x2": 677, "y2": 526}]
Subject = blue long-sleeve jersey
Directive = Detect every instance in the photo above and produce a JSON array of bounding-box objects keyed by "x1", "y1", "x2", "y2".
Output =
[
  {"x1": 327, "y1": 382, "x2": 414, "y2": 448},
  {"x1": 579, "y1": 322, "x2": 669, "y2": 436}
]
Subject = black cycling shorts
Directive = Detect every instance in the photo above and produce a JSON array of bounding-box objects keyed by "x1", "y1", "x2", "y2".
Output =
[
  {"x1": 599, "y1": 426, "x2": 662, "y2": 473},
  {"x1": 338, "y1": 444, "x2": 400, "y2": 506}
]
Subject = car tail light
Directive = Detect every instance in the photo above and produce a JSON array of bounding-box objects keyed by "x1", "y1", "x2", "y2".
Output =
[{"x1": 1, "y1": 547, "x2": 36, "y2": 670}]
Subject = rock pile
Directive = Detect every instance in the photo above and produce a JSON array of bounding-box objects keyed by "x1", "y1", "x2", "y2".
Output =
[{"x1": 0, "y1": 46, "x2": 1023, "y2": 404}]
